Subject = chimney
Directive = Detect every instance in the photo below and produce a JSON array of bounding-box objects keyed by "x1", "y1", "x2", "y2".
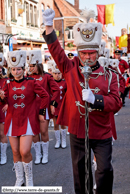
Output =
[{"x1": 74, "y1": 0, "x2": 79, "y2": 12}]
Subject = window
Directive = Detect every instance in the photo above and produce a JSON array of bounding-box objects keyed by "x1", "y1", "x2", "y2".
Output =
[
  {"x1": 10, "y1": 0, "x2": 15, "y2": 19},
  {"x1": 47, "y1": 5, "x2": 50, "y2": 9},
  {"x1": 26, "y1": 2, "x2": 29, "y2": 25},
  {"x1": 34, "y1": 6, "x2": 38, "y2": 26},
  {"x1": 30, "y1": 4, "x2": 33, "y2": 25},
  {"x1": 67, "y1": 27, "x2": 74, "y2": 40}
]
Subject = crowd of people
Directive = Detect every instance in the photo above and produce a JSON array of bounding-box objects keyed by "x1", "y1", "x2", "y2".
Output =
[{"x1": 0, "y1": 7, "x2": 130, "y2": 194}]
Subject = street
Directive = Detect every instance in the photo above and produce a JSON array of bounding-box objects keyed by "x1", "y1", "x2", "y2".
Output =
[{"x1": 0, "y1": 97, "x2": 130, "y2": 194}]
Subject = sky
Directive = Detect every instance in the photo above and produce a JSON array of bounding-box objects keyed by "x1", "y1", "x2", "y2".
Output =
[{"x1": 67, "y1": 0, "x2": 130, "y2": 39}]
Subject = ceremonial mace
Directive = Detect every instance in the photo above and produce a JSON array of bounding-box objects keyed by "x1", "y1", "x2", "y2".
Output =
[{"x1": 78, "y1": 53, "x2": 93, "y2": 194}]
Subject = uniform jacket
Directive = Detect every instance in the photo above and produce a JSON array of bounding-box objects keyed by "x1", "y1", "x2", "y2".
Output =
[
  {"x1": 28, "y1": 72, "x2": 60, "y2": 118},
  {"x1": 54, "y1": 79, "x2": 67, "y2": 116},
  {"x1": 119, "y1": 59, "x2": 129, "y2": 74},
  {"x1": 0, "y1": 77, "x2": 7, "y2": 123},
  {"x1": 43, "y1": 30, "x2": 122, "y2": 139},
  {"x1": 126, "y1": 77, "x2": 130, "y2": 99},
  {"x1": 1, "y1": 77, "x2": 49, "y2": 136}
]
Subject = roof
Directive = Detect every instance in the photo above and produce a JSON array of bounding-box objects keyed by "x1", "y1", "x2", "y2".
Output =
[{"x1": 54, "y1": 0, "x2": 80, "y2": 17}]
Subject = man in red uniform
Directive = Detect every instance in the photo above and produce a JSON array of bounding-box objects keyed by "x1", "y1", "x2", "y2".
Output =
[
  {"x1": 114, "y1": 50, "x2": 129, "y2": 106},
  {"x1": 42, "y1": 9, "x2": 121, "y2": 194},
  {"x1": 114, "y1": 50, "x2": 129, "y2": 75}
]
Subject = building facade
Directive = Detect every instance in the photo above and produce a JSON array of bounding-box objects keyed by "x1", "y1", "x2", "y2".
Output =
[{"x1": 5, "y1": 0, "x2": 45, "y2": 52}]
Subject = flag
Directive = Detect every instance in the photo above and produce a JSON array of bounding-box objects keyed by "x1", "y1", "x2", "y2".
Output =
[
  {"x1": 119, "y1": 34, "x2": 128, "y2": 49},
  {"x1": 97, "y1": 5, "x2": 105, "y2": 25},
  {"x1": 97, "y1": 4, "x2": 115, "y2": 26},
  {"x1": 105, "y1": 4, "x2": 115, "y2": 26},
  {"x1": 115, "y1": 37, "x2": 119, "y2": 47}
]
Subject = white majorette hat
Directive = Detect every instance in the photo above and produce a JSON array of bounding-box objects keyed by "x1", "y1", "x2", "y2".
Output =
[
  {"x1": 47, "y1": 60, "x2": 54, "y2": 70},
  {"x1": 0, "y1": 53, "x2": 4, "y2": 67},
  {"x1": 73, "y1": 22, "x2": 102, "y2": 52},
  {"x1": 26, "y1": 50, "x2": 42, "y2": 65},
  {"x1": 98, "y1": 56, "x2": 109, "y2": 68},
  {"x1": 52, "y1": 61, "x2": 60, "y2": 73},
  {"x1": 104, "y1": 48, "x2": 110, "y2": 58},
  {"x1": 99, "y1": 40, "x2": 106, "y2": 56},
  {"x1": 7, "y1": 50, "x2": 26, "y2": 68}
]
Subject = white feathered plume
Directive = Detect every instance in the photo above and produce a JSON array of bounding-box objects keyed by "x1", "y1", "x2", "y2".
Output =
[{"x1": 80, "y1": 8, "x2": 96, "y2": 23}]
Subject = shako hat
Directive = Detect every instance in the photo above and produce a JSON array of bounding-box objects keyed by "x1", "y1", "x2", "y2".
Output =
[
  {"x1": 47, "y1": 60, "x2": 54, "y2": 70},
  {"x1": 7, "y1": 50, "x2": 26, "y2": 68},
  {"x1": 73, "y1": 22, "x2": 102, "y2": 52},
  {"x1": 51, "y1": 61, "x2": 60, "y2": 73},
  {"x1": 98, "y1": 56, "x2": 109, "y2": 68},
  {"x1": 0, "y1": 53, "x2": 4, "y2": 67},
  {"x1": 104, "y1": 48, "x2": 110, "y2": 58},
  {"x1": 26, "y1": 50, "x2": 42, "y2": 65}
]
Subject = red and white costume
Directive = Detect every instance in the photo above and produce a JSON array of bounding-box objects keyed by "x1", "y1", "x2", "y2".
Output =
[
  {"x1": 26, "y1": 50, "x2": 60, "y2": 119},
  {"x1": 28, "y1": 73, "x2": 60, "y2": 119},
  {"x1": 1, "y1": 50, "x2": 49, "y2": 137},
  {"x1": 43, "y1": 30, "x2": 122, "y2": 139},
  {"x1": 2, "y1": 77, "x2": 49, "y2": 136},
  {"x1": 54, "y1": 79, "x2": 67, "y2": 116},
  {"x1": 119, "y1": 59, "x2": 129, "y2": 74}
]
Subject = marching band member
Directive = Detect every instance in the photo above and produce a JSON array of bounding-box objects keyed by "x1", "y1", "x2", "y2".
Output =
[
  {"x1": 0, "y1": 50, "x2": 49, "y2": 186},
  {"x1": 0, "y1": 53, "x2": 8, "y2": 165},
  {"x1": 26, "y1": 50, "x2": 60, "y2": 164},
  {"x1": 114, "y1": 50, "x2": 129, "y2": 75},
  {"x1": 42, "y1": 8, "x2": 122, "y2": 194},
  {"x1": 51, "y1": 60, "x2": 67, "y2": 148}
]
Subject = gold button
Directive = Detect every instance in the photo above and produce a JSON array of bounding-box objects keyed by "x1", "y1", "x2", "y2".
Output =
[
  {"x1": 80, "y1": 116, "x2": 82, "y2": 118},
  {"x1": 97, "y1": 99, "x2": 99, "y2": 101},
  {"x1": 100, "y1": 100, "x2": 102, "y2": 102},
  {"x1": 97, "y1": 109, "x2": 99, "y2": 111}
]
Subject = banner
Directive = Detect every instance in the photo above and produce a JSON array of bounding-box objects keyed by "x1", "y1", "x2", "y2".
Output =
[
  {"x1": 105, "y1": 4, "x2": 115, "y2": 26},
  {"x1": 97, "y1": 5, "x2": 105, "y2": 25},
  {"x1": 115, "y1": 36, "x2": 119, "y2": 47},
  {"x1": 119, "y1": 34, "x2": 127, "y2": 49},
  {"x1": 97, "y1": 4, "x2": 115, "y2": 26},
  {"x1": 127, "y1": 34, "x2": 130, "y2": 53}
]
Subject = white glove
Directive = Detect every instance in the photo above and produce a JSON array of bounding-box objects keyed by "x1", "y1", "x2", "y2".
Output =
[
  {"x1": 82, "y1": 88, "x2": 95, "y2": 104},
  {"x1": 42, "y1": 8, "x2": 55, "y2": 26}
]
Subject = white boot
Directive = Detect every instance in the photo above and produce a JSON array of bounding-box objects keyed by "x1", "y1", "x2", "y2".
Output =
[
  {"x1": 33, "y1": 142, "x2": 42, "y2": 164},
  {"x1": 1, "y1": 143, "x2": 7, "y2": 164},
  {"x1": 23, "y1": 161, "x2": 33, "y2": 186},
  {"x1": 41, "y1": 141, "x2": 49, "y2": 164},
  {"x1": 55, "y1": 130, "x2": 61, "y2": 148},
  {"x1": 61, "y1": 129, "x2": 67, "y2": 148},
  {"x1": 14, "y1": 161, "x2": 24, "y2": 186}
]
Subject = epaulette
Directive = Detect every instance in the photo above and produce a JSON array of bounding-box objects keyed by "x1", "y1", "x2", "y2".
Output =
[{"x1": 26, "y1": 77, "x2": 34, "y2": 80}]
